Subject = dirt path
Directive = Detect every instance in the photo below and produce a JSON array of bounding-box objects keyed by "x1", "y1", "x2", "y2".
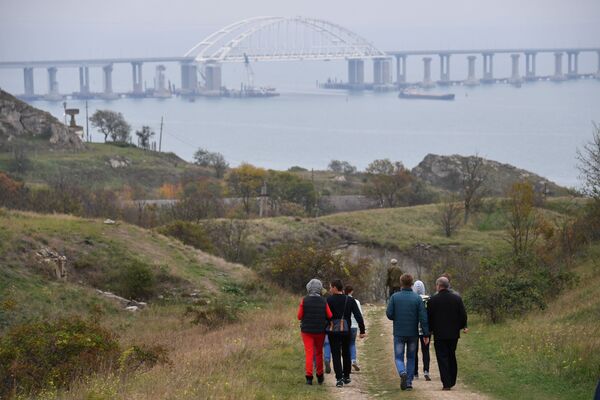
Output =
[{"x1": 329, "y1": 305, "x2": 491, "y2": 400}]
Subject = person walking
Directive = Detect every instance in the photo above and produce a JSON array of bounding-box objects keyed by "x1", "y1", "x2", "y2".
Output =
[
  {"x1": 344, "y1": 285, "x2": 363, "y2": 371},
  {"x1": 327, "y1": 279, "x2": 366, "y2": 387},
  {"x1": 386, "y1": 273, "x2": 429, "y2": 391},
  {"x1": 412, "y1": 280, "x2": 431, "y2": 381},
  {"x1": 387, "y1": 258, "x2": 403, "y2": 298},
  {"x1": 427, "y1": 276, "x2": 468, "y2": 391},
  {"x1": 297, "y1": 278, "x2": 332, "y2": 385}
]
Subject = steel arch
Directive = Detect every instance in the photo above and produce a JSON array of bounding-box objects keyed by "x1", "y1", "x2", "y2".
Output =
[{"x1": 184, "y1": 16, "x2": 386, "y2": 63}]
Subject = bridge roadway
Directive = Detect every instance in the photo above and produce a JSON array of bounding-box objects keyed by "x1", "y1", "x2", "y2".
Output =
[{"x1": 1, "y1": 47, "x2": 599, "y2": 99}]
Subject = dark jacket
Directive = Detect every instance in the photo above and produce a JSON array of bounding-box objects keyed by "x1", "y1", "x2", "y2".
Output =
[
  {"x1": 386, "y1": 288, "x2": 429, "y2": 337},
  {"x1": 427, "y1": 289, "x2": 468, "y2": 340},
  {"x1": 327, "y1": 294, "x2": 366, "y2": 334},
  {"x1": 297, "y1": 295, "x2": 332, "y2": 333}
]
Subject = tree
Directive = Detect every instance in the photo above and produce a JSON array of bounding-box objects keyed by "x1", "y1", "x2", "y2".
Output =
[
  {"x1": 504, "y1": 181, "x2": 542, "y2": 263},
  {"x1": 135, "y1": 126, "x2": 155, "y2": 149},
  {"x1": 461, "y1": 155, "x2": 487, "y2": 223},
  {"x1": 90, "y1": 110, "x2": 131, "y2": 143},
  {"x1": 364, "y1": 159, "x2": 412, "y2": 207},
  {"x1": 576, "y1": 122, "x2": 600, "y2": 201},
  {"x1": 328, "y1": 160, "x2": 357, "y2": 175},
  {"x1": 0, "y1": 172, "x2": 26, "y2": 208},
  {"x1": 267, "y1": 171, "x2": 316, "y2": 214},
  {"x1": 8, "y1": 140, "x2": 32, "y2": 174},
  {"x1": 171, "y1": 178, "x2": 224, "y2": 222},
  {"x1": 226, "y1": 163, "x2": 267, "y2": 215},
  {"x1": 437, "y1": 197, "x2": 463, "y2": 237},
  {"x1": 193, "y1": 148, "x2": 229, "y2": 178}
]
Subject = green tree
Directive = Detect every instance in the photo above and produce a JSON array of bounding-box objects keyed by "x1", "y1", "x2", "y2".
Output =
[
  {"x1": 193, "y1": 148, "x2": 229, "y2": 178},
  {"x1": 226, "y1": 163, "x2": 267, "y2": 215},
  {"x1": 267, "y1": 170, "x2": 316, "y2": 214},
  {"x1": 364, "y1": 159, "x2": 412, "y2": 207},
  {"x1": 90, "y1": 110, "x2": 131, "y2": 143},
  {"x1": 135, "y1": 125, "x2": 155, "y2": 149},
  {"x1": 328, "y1": 160, "x2": 357, "y2": 175}
]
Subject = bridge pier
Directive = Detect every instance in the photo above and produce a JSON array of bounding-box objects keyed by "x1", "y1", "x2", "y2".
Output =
[
  {"x1": 464, "y1": 56, "x2": 479, "y2": 86},
  {"x1": 44, "y1": 67, "x2": 61, "y2": 101},
  {"x1": 348, "y1": 59, "x2": 365, "y2": 86},
  {"x1": 180, "y1": 62, "x2": 198, "y2": 94},
  {"x1": 552, "y1": 52, "x2": 565, "y2": 81},
  {"x1": 204, "y1": 63, "x2": 222, "y2": 92},
  {"x1": 395, "y1": 54, "x2": 407, "y2": 86},
  {"x1": 509, "y1": 54, "x2": 522, "y2": 85},
  {"x1": 438, "y1": 54, "x2": 451, "y2": 85},
  {"x1": 481, "y1": 52, "x2": 494, "y2": 83},
  {"x1": 23, "y1": 67, "x2": 35, "y2": 97},
  {"x1": 421, "y1": 57, "x2": 435, "y2": 88},
  {"x1": 131, "y1": 62, "x2": 144, "y2": 96},
  {"x1": 524, "y1": 52, "x2": 537, "y2": 81},
  {"x1": 373, "y1": 57, "x2": 392, "y2": 86},
  {"x1": 154, "y1": 65, "x2": 171, "y2": 97},
  {"x1": 78, "y1": 66, "x2": 90, "y2": 97},
  {"x1": 566, "y1": 51, "x2": 579, "y2": 79},
  {"x1": 100, "y1": 64, "x2": 118, "y2": 100}
]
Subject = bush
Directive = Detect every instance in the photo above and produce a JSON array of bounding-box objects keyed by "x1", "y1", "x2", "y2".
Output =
[
  {"x1": 157, "y1": 220, "x2": 214, "y2": 253},
  {"x1": 118, "y1": 344, "x2": 170, "y2": 374},
  {"x1": 108, "y1": 259, "x2": 156, "y2": 301},
  {"x1": 0, "y1": 317, "x2": 119, "y2": 398},
  {"x1": 184, "y1": 300, "x2": 239, "y2": 328}
]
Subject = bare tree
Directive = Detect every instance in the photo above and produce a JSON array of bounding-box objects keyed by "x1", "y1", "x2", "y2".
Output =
[
  {"x1": 576, "y1": 122, "x2": 600, "y2": 201},
  {"x1": 461, "y1": 154, "x2": 487, "y2": 223},
  {"x1": 504, "y1": 181, "x2": 541, "y2": 264},
  {"x1": 437, "y1": 197, "x2": 463, "y2": 237}
]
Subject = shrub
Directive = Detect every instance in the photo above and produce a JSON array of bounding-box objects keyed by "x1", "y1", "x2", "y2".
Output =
[
  {"x1": 118, "y1": 344, "x2": 170, "y2": 374},
  {"x1": 157, "y1": 220, "x2": 214, "y2": 253},
  {"x1": 0, "y1": 317, "x2": 119, "y2": 398},
  {"x1": 184, "y1": 299, "x2": 239, "y2": 328},
  {"x1": 108, "y1": 259, "x2": 156, "y2": 301}
]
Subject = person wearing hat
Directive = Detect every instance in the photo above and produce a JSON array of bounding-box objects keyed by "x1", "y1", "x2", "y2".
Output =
[
  {"x1": 297, "y1": 278, "x2": 333, "y2": 385},
  {"x1": 387, "y1": 258, "x2": 403, "y2": 298}
]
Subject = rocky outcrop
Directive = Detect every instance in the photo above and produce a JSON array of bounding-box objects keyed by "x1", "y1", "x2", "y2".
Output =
[
  {"x1": 412, "y1": 153, "x2": 567, "y2": 196},
  {"x1": 0, "y1": 89, "x2": 84, "y2": 149}
]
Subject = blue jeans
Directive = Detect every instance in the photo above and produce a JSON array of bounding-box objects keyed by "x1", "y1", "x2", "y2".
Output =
[
  {"x1": 350, "y1": 327, "x2": 358, "y2": 362},
  {"x1": 324, "y1": 334, "x2": 330, "y2": 362},
  {"x1": 393, "y1": 336, "x2": 418, "y2": 386}
]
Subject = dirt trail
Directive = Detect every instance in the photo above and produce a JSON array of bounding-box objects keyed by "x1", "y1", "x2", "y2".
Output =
[{"x1": 329, "y1": 306, "x2": 491, "y2": 400}]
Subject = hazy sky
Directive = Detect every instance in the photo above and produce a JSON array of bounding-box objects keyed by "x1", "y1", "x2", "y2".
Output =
[{"x1": 1, "y1": 0, "x2": 599, "y2": 60}]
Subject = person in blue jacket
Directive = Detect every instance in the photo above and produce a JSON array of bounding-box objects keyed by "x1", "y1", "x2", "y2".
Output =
[{"x1": 386, "y1": 273, "x2": 429, "y2": 391}]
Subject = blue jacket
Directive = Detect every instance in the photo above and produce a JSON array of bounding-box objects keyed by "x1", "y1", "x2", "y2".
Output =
[{"x1": 386, "y1": 288, "x2": 429, "y2": 337}]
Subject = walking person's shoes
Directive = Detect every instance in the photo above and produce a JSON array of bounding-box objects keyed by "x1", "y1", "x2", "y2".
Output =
[
  {"x1": 343, "y1": 376, "x2": 351, "y2": 384},
  {"x1": 325, "y1": 361, "x2": 331, "y2": 374},
  {"x1": 406, "y1": 385, "x2": 413, "y2": 391},
  {"x1": 352, "y1": 361, "x2": 361, "y2": 371},
  {"x1": 400, "y1": 372, "x2": 408, "y2": 390},
  {"x1": 305, "y1": 376, "x2": 313, "y2": 385},
  {"x1": 442, "y1": 387, "x2": 452, "y2": 391},
  {"x1": 316, "y1": 374, "x2": 324, "y2": 385},
  {"x1": 336, "y1": 379, "x2": 344, "y2": 387},
  {"x1": 424, "y1": 371, "x2": 431, "y2": 381},
  {"x1": 414, "y1": 374, "x2": 419, "y2": 380}
]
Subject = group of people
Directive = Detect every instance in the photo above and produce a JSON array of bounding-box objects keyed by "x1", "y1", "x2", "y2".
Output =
[{"x1": 297, "y1": 258, "x2": 468, "y2": 392}]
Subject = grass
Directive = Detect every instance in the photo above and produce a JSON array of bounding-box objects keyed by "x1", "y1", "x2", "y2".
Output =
[{"x1": 458, "y1": 244, "x2": 600, "y2": 400}]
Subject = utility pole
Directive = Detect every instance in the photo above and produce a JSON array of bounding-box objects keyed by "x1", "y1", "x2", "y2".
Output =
[
  {"x1": 158, "y1": 116, "x2": 164, "y2": 152},
  {"x1": 85, "y1": 100, "x2": 89, "y2": 142}
]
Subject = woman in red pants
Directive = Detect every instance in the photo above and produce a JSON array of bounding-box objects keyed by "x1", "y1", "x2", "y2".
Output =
[{"x1": 297, "y1": 278, "x2": 332, "y2": 385}]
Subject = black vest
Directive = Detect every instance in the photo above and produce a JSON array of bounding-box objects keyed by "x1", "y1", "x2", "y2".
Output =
[{"x1": 301, "y1": 295, "x2": 328, "y2": 333}]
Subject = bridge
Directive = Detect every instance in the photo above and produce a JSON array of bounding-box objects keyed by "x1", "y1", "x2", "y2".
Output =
[{"x1": 1, "y1": 16, "x2": 599, "y2": 100}]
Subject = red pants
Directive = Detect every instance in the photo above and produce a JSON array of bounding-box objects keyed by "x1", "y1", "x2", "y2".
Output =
[{"x1": 301, "y1": 332, "x2": 326, "y2": 376}]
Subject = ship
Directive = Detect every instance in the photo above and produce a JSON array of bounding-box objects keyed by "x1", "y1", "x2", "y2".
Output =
[{"x1": 398, "y1": 88, "x2": 455, "y2": 101}]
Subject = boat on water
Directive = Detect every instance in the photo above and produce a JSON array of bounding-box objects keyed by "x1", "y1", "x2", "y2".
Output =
[{"x1": 398, "y1": 88, "x2": 455, "y2": 101}]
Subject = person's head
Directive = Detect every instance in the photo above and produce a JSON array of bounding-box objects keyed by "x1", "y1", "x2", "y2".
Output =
[
  {"x1": 441, "y1": 272, "x2": 451, "y2": 281},
  {"x1": 344, "y1": 285, "x2": 354, "y2": 296},
  {"x1": 306, "y1": 278, "x2": 323, "y2": 296},
  {"x1": 436, "y1": 276, "x2": 450, "y2": 292},
  {"x1": 400, "y1": 273, "x2": 414, "y2": 288},
  {"x1": 390, "y1": 258, "x2": 398, "y2": 266},
  {"x1": 330, "y1": 279, "x2": 343, "y2": 294},
  {"x1": 413, "y1": 280, "x2": 426, "y2": 296}
]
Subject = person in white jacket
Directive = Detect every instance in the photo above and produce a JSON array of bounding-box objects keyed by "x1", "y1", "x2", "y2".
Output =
[
  {"x1": 344, "y1": 285, "x2": 363, "y2": 371},
  {"x1": 412, "y1": 280, "x2": 431, "y2": 381}
]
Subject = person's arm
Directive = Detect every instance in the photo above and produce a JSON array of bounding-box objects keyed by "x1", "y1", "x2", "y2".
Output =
[
  {"x1": 325, "y1": 303, "x2": 333, "y2": 319},
  {"x1": 386, "y1": 296, "x2": 394, "y2": 320},
  {"x1": 297, "y1": 298, "x2": 304, "y2": 320},
  {"x1": 427, "y1": 298, "x2": 434, "y2": 334},
  {"x1": 458, "y1": 296, "x2": 468, "y2": 331},
  {"x1": 418, "y1": 299, "x2": 429, "y2": 337},
  {"x1": 351, "y1": 298, "x2": 366, "y2": 334}
]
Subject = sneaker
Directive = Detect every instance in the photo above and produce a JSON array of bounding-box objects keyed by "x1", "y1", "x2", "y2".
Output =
[
  {"x1": 424, "y1": 372, "x2": 431, "y2": 381},
  {"x1": 352, "y1": 361, "x2": 361, "y2": 371},
  {"x1": 400, "y1": 372, "x2": 407, "y2": 390},
  {"x1": 317, "y1": 374, "x2": 324, "y2": 385},
  {"x1": 305, "y1": 376, "x2": 313, "y2": 385},
  {"x1": 325, "y1": 361, "x2": 331, "y2": 374},
  {"x1": 406, "y1": 386, "x2": 413, "y2": 391},
  {"x1": 343, "y1": 377, "x2": 351, "y2": 384},
  {"x1": 442, "y1": 387, "x2": 452, "y2": 391},
  {"x1": 414, "y1": 374, "x2": 419, "y2": 380},
  {"x1": 336, "y1": 379, "x2": 344, "y2": 387}
]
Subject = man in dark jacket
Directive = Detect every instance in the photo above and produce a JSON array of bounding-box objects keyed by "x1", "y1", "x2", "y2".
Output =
[
  {"x1": 386, "y1": 273, "x2": 429, "y2": 391},
  {"x1": 327, "y1": 279, "x2": 366, "y2": 388},
  {"x1": 427, "y1": 276, "x2": 468, "y2": 391}
]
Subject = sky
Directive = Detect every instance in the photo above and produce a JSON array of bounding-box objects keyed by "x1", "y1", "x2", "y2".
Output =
[{"x1": 1, "y1": 0, "x2": 599, "y2": 60}]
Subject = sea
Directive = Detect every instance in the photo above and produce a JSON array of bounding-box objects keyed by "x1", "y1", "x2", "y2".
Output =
[{"x1": 1, "y1": 57, "x2": 599, "y2": 188}]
